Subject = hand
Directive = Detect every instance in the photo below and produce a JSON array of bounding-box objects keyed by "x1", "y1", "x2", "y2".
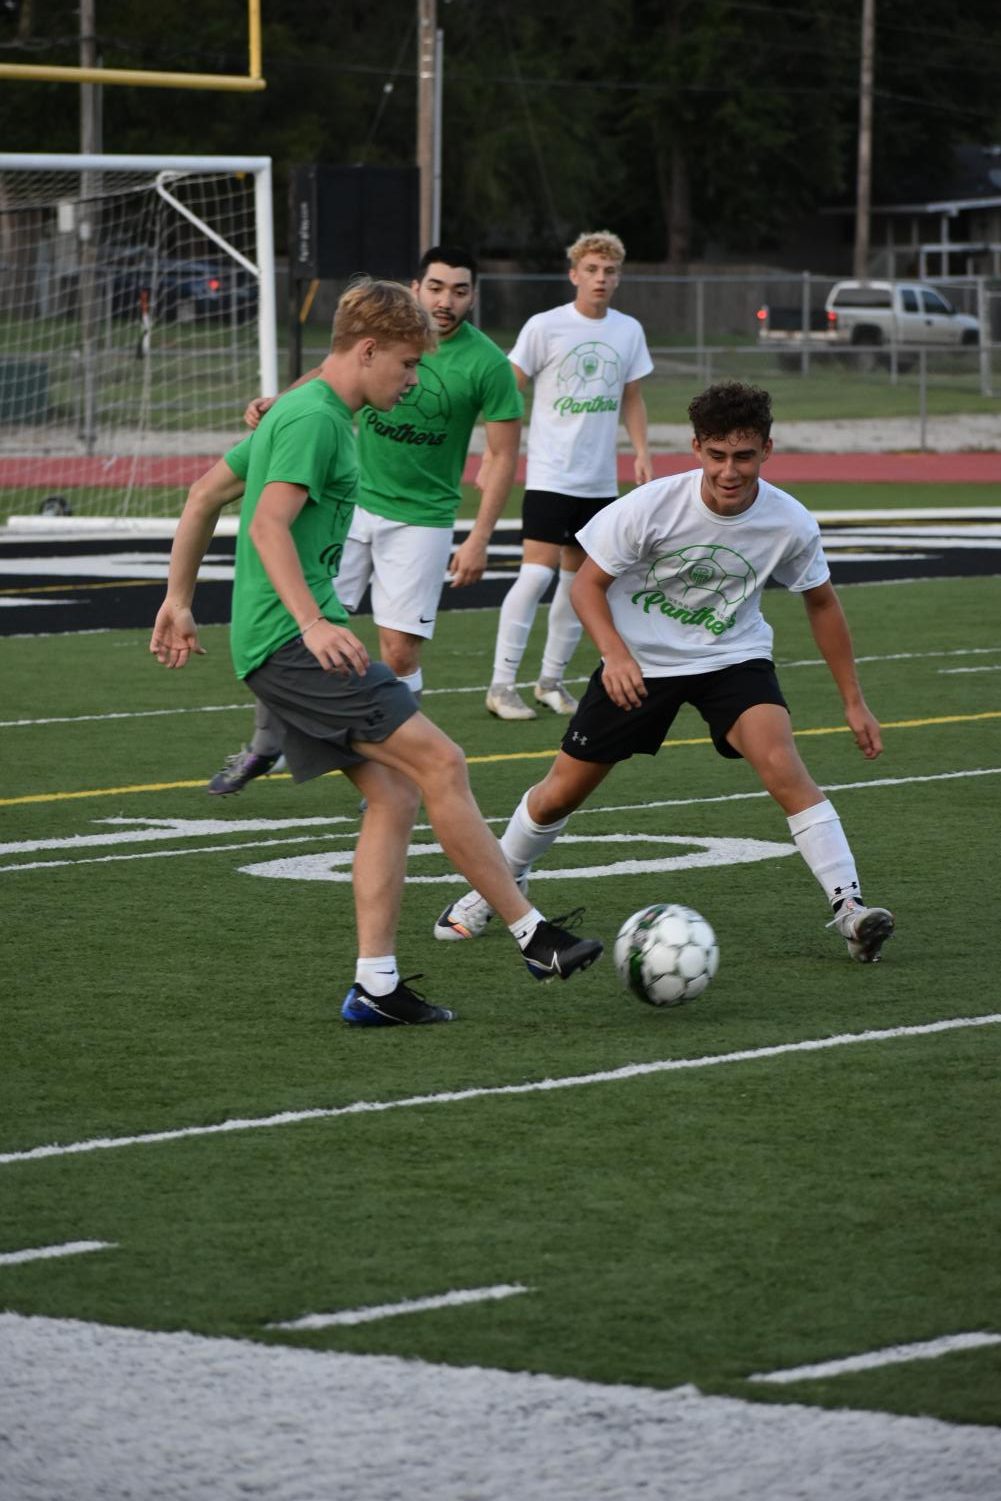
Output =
[
  {"x1": 244, "y1": 395, "x2": 274, "y2": 430},
  {"x1": 634, "y1": 454, "x2": 654, "y2": 486},
  {"x1": 600, "y1": 647, "x2": 647, "y2": 710},
  {"x1": 302, "y1": 619, "x2": 371, "y2": 677},
  {"x1": 150, "y1": 600, "x2": 205, "y2": 669},
  {"x1": 845, "y1": 700, "x2": 883, "y2": 760},
  {"x1": 447, "y1": 535, "x2": 488, "y2": 588}
]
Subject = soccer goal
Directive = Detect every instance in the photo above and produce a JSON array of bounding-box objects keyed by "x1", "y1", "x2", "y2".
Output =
[{"x1": 0, "y1": 153, "x2": 277, "y2": 525}]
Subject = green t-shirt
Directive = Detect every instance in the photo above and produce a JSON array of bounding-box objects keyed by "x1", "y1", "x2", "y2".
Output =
[
  {"x1": 357, "y1": 321, "x2": 522, "y2": 528},
  {"x1": 229, "y1": 380, "x2": 357, "y2": 679}
]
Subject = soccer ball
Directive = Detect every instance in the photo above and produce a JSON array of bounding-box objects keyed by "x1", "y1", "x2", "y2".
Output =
[{"x1": 614, "y1": 903, "x2": 719, "y2": 1007}]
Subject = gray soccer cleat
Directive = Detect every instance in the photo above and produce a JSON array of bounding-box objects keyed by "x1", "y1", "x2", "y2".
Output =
[
  {"x1": 828, "y1": 900, "x2": 896, "y2": 963},
  {"x1": 534, "y1": 678, "x2": 579, "y2": 715},
  {"x1": 486, "y1": 683, "x2": 537, "y2": 720}
]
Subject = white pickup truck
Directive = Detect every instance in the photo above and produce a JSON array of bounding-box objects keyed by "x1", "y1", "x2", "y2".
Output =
[
  {"x1": 756, "y1": 280, "x2": 980, "y2": 366},
  {"x1": 826, "y1": 281, "x2": 980, "y2": 350}
]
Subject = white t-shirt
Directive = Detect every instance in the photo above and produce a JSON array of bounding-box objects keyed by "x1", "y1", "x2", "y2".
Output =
[
  {"x1": 509, "y1": 303, "x2": 654, "y2": 498},
  {"x1": 576, "y1": 469, "x2": 830, "y2": 677}
]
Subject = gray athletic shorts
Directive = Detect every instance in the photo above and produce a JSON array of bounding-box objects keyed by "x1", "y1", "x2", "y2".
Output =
[{"x1": 245, "y1": 637, "x2": 418, "y2": 782}]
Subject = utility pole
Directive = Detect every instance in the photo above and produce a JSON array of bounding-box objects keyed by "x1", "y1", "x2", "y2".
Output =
[
  {"x1": 853, "y1": 0, "x2": 875, "y2": 280},
  {"x1": 417, "y1": 0, "x2": 436, "y2": 250}
]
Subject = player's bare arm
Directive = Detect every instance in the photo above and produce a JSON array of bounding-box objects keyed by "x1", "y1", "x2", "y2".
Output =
[
  {"x1": 150, "y1": 458, "x2": 245, "y2": 669},
  {"x1": 622, "y1": 378, "x2": 653, "y2": 486},
  {"x1": 802, "y1": 582, "x2": 883, "y2": 760},
  {"x1": 449, "y1": 417, "x2": 521, "y2": 587},
  {"x1": 571, "y1": 558, "x2": 647, "y2": 710},
  {"x1": 249, "y1": 481, "x2": 371, "y2": 678}
]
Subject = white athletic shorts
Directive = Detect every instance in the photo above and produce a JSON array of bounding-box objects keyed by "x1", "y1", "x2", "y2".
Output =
[{"x1": 334, "y1": 508, "x2": 453, "y2": 639}]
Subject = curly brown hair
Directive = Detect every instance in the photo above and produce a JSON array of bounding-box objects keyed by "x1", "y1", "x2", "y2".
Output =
[{"x1": 688, "y1": 382, "x2": 773, "y2": 443}]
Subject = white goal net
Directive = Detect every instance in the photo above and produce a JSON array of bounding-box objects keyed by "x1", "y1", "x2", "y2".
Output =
[{"x1": 0, "y1": 153, "x2": 277, "y2": 525}]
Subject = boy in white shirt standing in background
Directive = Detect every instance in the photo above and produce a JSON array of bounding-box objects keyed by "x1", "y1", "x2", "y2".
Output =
[{"x1": 486, "y1": 230, "x2": 654, "y2": 721}]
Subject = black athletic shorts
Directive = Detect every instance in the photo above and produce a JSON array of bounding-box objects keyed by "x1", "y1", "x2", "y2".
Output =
[
  {"x1": 522, "y1": 489, "x2": 617, "y2": 546},
  {"x1": 561, "y1": 658, "x2": 789, "y2": 763},
  {"x1": 246, "y1": 636, "x2": 418, "y2": 782}
]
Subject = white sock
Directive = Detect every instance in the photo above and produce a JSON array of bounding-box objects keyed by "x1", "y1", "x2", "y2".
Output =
[
  {"x1": 492, "y1": 564, "x2": 556, "y2": 684},
  {"x1": 787, "y1": 800, "x2": 861, "y2": 907},
  {"x1": 355, "y1": 955, "x2": 399, "y2": 996},
  {"x1": 250, "y1": 698, "x2": 284, "y2": 757},
  {"x1": 540, "y1": 569, "x2": 583, "y2": 683},
  {"x1": 399, "y1": 667, "x2": 423, "y2": 702},
  {"x1": 509, "y1": 907, "x2": 546, "y2": 949},
  {"x1": 500, "y1": 790, "x2": 569, "y2": 881}
]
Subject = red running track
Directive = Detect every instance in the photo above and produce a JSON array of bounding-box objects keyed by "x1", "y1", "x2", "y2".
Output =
[{"x1": 1, "y1": 450, "x2": 999, "y2": 489}]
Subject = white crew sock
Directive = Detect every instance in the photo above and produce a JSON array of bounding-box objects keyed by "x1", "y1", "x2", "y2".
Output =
[
  {"x1": 492, "y1": 564, "x2": 556, "y2": 684},
  {"x1": 540, "y1": 569, "x2": 583, "y2": 683},
  {"x1": 399, "y1": 667, "x2": 423, "y2": 702},
  {"x1": 355, "y1": 955, "x2": 400, "y2": 996},
  {"x1": 509, "y1": 907, "x2": 546, "y2": 949},
  {"x1": 500, "y1": 790, "x2": 570, "y2": 881},
  {"x1": 787, "y1": 800, "x2": 861, "y2": 907},
  {"x1": 250, "y1": 698, "x2": 285, "y2": 757}
]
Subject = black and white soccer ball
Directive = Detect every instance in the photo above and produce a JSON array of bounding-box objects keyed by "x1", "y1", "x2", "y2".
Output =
[{"x1": 614, "y1": 903, "x2": 719, "y2": 1006}]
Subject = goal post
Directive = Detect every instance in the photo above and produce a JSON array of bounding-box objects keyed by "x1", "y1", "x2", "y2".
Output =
[{"x1": 0, "y1": 153, "x2": 277, "y2": 524}]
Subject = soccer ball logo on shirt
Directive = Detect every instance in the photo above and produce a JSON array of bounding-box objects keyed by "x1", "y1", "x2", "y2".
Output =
[
  {"x1": 395, "y1": 361, "x2": 452, "y2": 430},
  {"x1": 556, "y1": 340, "x2": 621, "y2": 398},
  {"x1": 647, "y1": 543, "x2": 757, "y2": 612}
]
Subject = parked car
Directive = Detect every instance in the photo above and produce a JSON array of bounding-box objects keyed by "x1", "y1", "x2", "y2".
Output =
[
  {"x1": 756, "y1": 280, "x2": 980, "y2": 368},
  {"x1": 108, "y1": 250, "x2": 257, "y2": 324}
]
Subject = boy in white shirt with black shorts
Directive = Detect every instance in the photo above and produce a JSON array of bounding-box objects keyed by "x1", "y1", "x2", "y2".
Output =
[
  {"x1": 486, "y1": 230, "x2": 653, "y2": 721},
  {"x1": 442, "y1": 380, "x2": 895, "y2": 964}
]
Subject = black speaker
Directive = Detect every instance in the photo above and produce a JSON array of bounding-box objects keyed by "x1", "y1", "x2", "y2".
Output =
[{"x1": 289, "y1": 165, "x2": 420, "y2": 281}]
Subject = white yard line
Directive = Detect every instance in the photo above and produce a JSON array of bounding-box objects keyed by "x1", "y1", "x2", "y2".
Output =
[
  {"x1": 1, "y1": 1014, "x2": 997, "y2": 1168},
  {"x1": 2, "y1": 647, "x2": 998, "y2": 729},
  {"x1": 0, "y1": 1240, "x2": 114, "y2": 1266},
  {"x1": 748, "y1": 1332, "x2": 1001, "y2": 1385},
  {"x1": 270, "y1": 1284, "x2": 530, "y2": 1331}
]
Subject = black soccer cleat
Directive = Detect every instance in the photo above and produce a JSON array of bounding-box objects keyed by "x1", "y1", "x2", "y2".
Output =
[
  {"x1": 522, "y1": 908, "x2": 604, "y2": 983},
  {"x1": 208, "y1": 746, "x2": 284, "y2": 796},
  {"x1": 341, "y1": 974, "x2": 456, "y2": 1027}
]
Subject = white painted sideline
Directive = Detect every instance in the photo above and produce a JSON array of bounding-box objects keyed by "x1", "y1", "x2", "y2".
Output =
[
  {"x1": 749, "y1": 1332, "x2": 1001, "y2": 1385},
  {"x1": 4, "y1": 1314, "x2": 1001, "y2": 1501},
  {"x1": 270, "y1": 1283, "x2": 530, "y2": 1331},
  {"x1": 0, "y1": 1240, "x2": 114, "y2": 1266},
  {"x1": 1, "y1": 1014, "x2": 998, "y2": 1168}
]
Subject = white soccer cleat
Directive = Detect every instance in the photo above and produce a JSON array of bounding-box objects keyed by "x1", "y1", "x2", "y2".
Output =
[
  {"x1": 486, "y1": 683, "x2": 537, "y2": 720},
  {"x1": 534, "y1": 678, "x2": 579, "y2": 715},
  {"x1": 827, "y1": 900, "x2": 895, "y2": 963},
  {"x1": 434, "y1": 893, "x2": 496, "y2": 940}
]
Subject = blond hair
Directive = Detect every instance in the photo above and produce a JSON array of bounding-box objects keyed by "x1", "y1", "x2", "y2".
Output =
[
  {"x1": 566, "y1": 230, "x2": 626, "y2": 267},
  {"x1": 331, "y1": 277, "x2": 437, "y2": 353}
]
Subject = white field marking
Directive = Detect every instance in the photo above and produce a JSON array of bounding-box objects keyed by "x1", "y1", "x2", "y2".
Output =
[
  {"x1": 748, "y1": 1332, "x2": 1001, "y2": 1385},
  {"x1": 0, "y1": 1239, "x2": 114, "y2": 1266},
  {"x1": 1, "y1": 1014, "x2": 998, "y2": 1169},
  {"x1": 0, "y1": 596, "x2": 78, "y2": 608},
  {"x1": 0, "y1": 814, "x2": 355, "y2": 856},
  {"x1": 3, "y1": 646, "x2": 999, "y2": 729},
  {"x1": 240, "y1": 833, "x2": 797, "y2": 884},
  {"x1": 940, "y1": 665, "x2": 1001, "y2": 674},
  {"x1": 2, "y1": 767, "x2": 998, "y2": 874},
  {"x1": 269, "y1": 1284, "x2": 530, "y2": 1331},
  {"x1": 8, "y1": 1315, "x2": 1001, "y2": 1501}
]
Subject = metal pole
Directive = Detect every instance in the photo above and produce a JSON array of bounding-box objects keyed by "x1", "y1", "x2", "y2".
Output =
[
  {"x1": 977, "y1": 276, "x2": 992, "y2": 398},
  {"x1": 432, "y1": 27, "x2": 443, "y2": 244},
  {"x1": 853, "y1": 0, "x2": 875, "y2": 280},
  {"x1": 78, "y1": 0, "x2": 100, "y2": 455},
  {"x1": 800, "y1": 269, "x2": 811, "y2": 377},
  {"x1": 918, "y1": 346, "x2": 927, "y2": 450}
]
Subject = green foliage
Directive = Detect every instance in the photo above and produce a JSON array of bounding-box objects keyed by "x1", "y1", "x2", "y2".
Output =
[{"x1": 1, "y1": 0, "x2": 998, "y2": 259}]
